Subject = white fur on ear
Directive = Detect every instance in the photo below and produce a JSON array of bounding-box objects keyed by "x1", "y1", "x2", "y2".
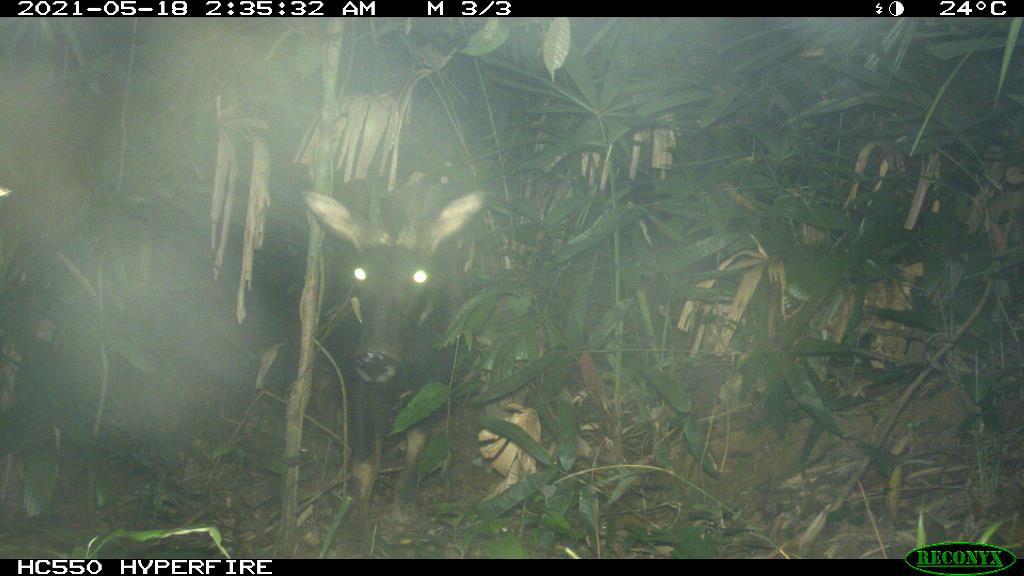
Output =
[
  {"x1": 305, "y1": 193, "x2": 388, "y2": 250},
  {"x1": 428, "y1": 192, "x2": 484, "y2": 253}
]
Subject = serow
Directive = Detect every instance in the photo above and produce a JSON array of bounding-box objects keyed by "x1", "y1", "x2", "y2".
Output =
[{"x1": 304, "y1": 183, "x2": 483, "y2": 530}]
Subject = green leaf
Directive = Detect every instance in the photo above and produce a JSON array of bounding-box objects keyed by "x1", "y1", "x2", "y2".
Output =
[
  {"x1": 634, "y1": 89, "x2": 712, "y2": 118},
  {"x1": 636, "y1": 289, "x2": 655, "y2": 341},
  {"x1": 791, "y1": 96, "x2": 866, "y2": 121},
  {"x1": 670, "y1": 524, "x2": 718, "y2": 559},
  {"x1": 392, "y1": 382, "x2": 448, "y2": 434},
  {"x1": 995, "y1": 18, "x2": 1022, "y2": 104},
  {"x1": 644, "y1": 366, "x2": 690, "y2": 415},
  {"x1": 588, "y1": 297, "x2": 634, "y2": 349},
  {"x1": 554, "y1": 207, "x2": 640, "y2": 264},
  {"x1": 791, "y1": 338, "x2": 860, "y2": 357},
  {"x1": 23, "y1": 447, "x2": 59, "y2": 517},
  {"x1": 86, "y1": 526, "x2": 228, "y2": 559},
  {"x1": 860, "y1": 441, "x2": 895, "y2": 477},
  {"x1": 925, "y1": 36, "x2": 1007, "y2": 60},
  {"x1": 657, "y1": 232, "x2": 740, "y2": 274},
  {"x1": 578, "y1": 488, "x2": 596, "y2": 540},
  {"x1": 479, "y1": 416, "x2": 552, "y2": 468},
  {"x1": 762, "y1": 354, "x2": 788, "y2": 437},
  {"x1": 104, "y1": 332, "x2": 159, "y2": 374},
  {"x1": 321, "y1": 496, "x2": 352, "y2": 559},
  {"x1": 555, "y1": 391, "x2": 577, "y2": 471},
  {"x1": 482, "y1": 535, "x2": 529, "y2": 559},
  {"x1": 88, "y1": 459, "x2": 115, "y2": 508},
  {"x1": 606, "y1": 470, "x2": 641, "y2": 507},
  {"x1": 597, "y1": 46, "x2": 634, "y2": 110},
  {"x1": 567, "y1": 277, "x2": 592, "y2": 348},
  {"x1": 478, "y1": 469, "x2": 557, "y2": 519},
  {"x1": 867, "y1": 307, "x2": 938, "y2": 332},
  {"x1": 464, "y1": 18, "x2": 510, "y2": 57},
  {"x1": 443, "y1": 288, "x2": 502, "y2": 345},
  {"x1": 680, "y1": 415, "x2": 718, "y2": 477},
  {"x1": 977, "y1": 521, "x2": 1003, "y2": 545},
  {"x1": 783, "y1": 358, "x2": 842, "y2": 437},
  {"x1": 562, "y1": 44, "x2": 596, "y2": 109},
  {"x1": 475, "y1": 352, "x2": 567, "y2": 405},
  {"x1": 916, "y1": 509, "x2": 927, "y2": 548},
  {"x1": 769, "y1": 196, "x2": 853, "y2": 231},
  {"x1": 540, "y1": 510, "x2": 574, "y2": 535},
  {"x1": 800, "y1": 422, "x2": 825, "y2": 466},
  {"x1": 416, "y1": 434, "x2": 449, "y2": 479}
]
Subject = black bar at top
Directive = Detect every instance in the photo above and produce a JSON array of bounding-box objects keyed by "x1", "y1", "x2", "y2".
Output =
[{"x1": 4, "y1": 0, "x2": 1016, "y2": 18}]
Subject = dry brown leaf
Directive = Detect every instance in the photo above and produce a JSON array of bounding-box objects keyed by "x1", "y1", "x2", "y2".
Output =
[
  {"x1": 237, "y1": 137, "x2": 271, "y2": 323},
  {"x1": 478, "y1": 405, "x2": 541, "y2": 496}
]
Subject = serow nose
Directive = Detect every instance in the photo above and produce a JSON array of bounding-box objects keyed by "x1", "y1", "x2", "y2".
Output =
[{"x1": 354, "y1": 351, "x2": 397, "y2": 383}]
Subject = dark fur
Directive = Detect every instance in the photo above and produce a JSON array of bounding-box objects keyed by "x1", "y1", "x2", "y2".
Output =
[{"x1": 305, "y1": 182, "x2": 482, "y2": 530}]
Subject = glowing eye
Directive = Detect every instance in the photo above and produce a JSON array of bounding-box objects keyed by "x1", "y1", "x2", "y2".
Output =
[
  {"x1": 353, "y1": 267, "x2": 367, "y2": 281},
  {"x1": 412, "y1": 270, "x2": 428, "y2": 284}
]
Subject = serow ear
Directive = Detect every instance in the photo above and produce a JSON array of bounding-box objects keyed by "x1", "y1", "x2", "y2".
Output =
[
  {"x1": 426, "y1": 192, "x2": 484, "y2": 253},
  {"x1": 304, "y1": 192, "x2": 385, "y2": 251}
]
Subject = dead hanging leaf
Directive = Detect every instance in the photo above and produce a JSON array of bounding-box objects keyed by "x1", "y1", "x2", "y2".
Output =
[
  {"x1": 845, "y1": 143, "x2": 905, "y2": 209},
  {"x1": 679, "y1": 247, "x2": 770, "y2": 355},
  {"x1": 337, "y1": 94, "x2": 373, "y2": 183},
  {"x1": 967, "y1": 156, "x2": 1023, "y2": 250},
  {"x1": 865, "y1": 261, "x2": 923, "y2": 367},
  {"x1": 256, "y1": 343, "x2": 284, "y2": 391},
  {"x1": 293, "y1": 93, "x2": 395, "y2": 186},
  {"x1": 211, "y1": 128, "x2": 237, "y2": 280},
  {"x1": 677, "y1": 278, "x2": 716, "y2": 333},
  {"x1": 581, "y1": 151, "x2": 602, "y2": 188},
  {"x1": 543, "y1": 17, "x2": 571, "y2": 81},
  {"x1": 237, "y1": 137, "x2": 271, "y2": 323},
  {"x1": 384, "y1": 76, "x2": 424, "y2": 191},
  {"x1": 904, "y1": 152, "x2": 940, "y2": 230},
  {"x1": 801, "y1": 223, "x2": 825, "y2": 245},
  {"x1": 629, "y1": 121, "x2": 676, "y2": 179},
  {"x1": 350, "y1": 296, "x2": 363, "y2": 325},
  {"x1": 630, "y1": 131, "x2": 645, "y2": 180},
  {"x1": 713, "y1": 262, "x2": 766, "y2": 355},
  {"x1": 478, "y1": 404, "x2": 541, "y2": 496},
  {"x1": 577, "y1": 353, "x2": 609, "y2": 413},
  {"x1": 845, "y1": 142, "x2": 879, "y2": 209},
  {"x1": 211, "y1": 99, "x2": 238, "y2": 223},
  {"x1": 638, "y1": 218, "x2": 653, "y2": 247},
  {"x1": 652, "y1": 122, "x2": 676, "y2": 172},
  {"x1": 352, "y1": 95, "x2": 391, "y2": 182}
]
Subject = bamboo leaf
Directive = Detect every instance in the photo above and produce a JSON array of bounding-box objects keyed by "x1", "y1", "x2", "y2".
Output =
[
  {"x1": 392, "y1": 382, "x2": 448, "y2": 434},
  {"x1": 479, "y1": 416, "x2": 552, "y2": 468}
]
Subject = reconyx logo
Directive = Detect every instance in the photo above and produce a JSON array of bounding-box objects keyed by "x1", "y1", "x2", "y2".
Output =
[{"x1": 905, "y1": 542, "x2": 1016, "y2": 576}]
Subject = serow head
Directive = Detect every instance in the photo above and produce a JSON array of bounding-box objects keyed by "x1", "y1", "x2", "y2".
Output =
[{"x1": 304, "y1": 188, "x2": 483, "y2": 385}]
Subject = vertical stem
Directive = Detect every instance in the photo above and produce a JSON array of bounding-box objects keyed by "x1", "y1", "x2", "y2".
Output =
[
  {"x1": 278, "y1": 18, "x2": 344, "y2": 555},
  {"x1": 604, "y1": 144, "x2": 624, "y2": 453}
]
